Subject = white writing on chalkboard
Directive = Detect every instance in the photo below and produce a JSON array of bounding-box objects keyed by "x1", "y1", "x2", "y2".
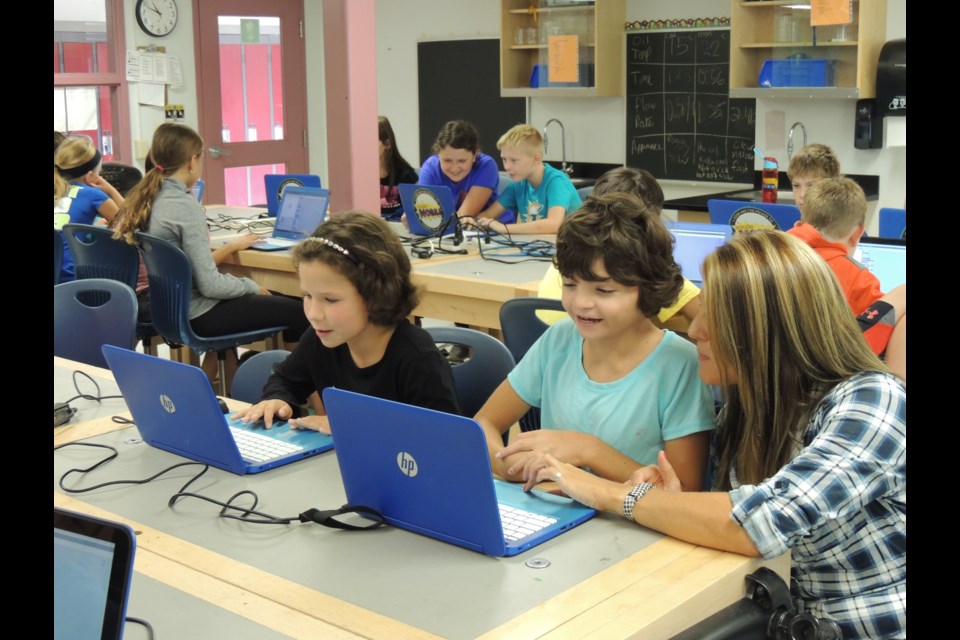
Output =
[{"x1": 625, "y1": 29, "x2": 756, "y2": 183}]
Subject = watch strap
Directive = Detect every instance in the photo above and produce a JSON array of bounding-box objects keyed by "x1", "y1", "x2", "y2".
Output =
[{"x1": 623, "y1": 482, "x2": 655, "y2": 520}]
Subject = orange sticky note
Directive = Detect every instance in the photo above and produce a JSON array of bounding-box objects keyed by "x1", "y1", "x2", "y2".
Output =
[
  {"x1": 548, "y1": 35, "x2": 579, "y2": 83},
  {"x1": 811, "y1": 0, "x2": 852, "y2": 26}
]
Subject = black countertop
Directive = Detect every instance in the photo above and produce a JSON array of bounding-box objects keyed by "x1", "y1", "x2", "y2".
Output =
[{"x1": 663, "y1": 172, "x2": 880, "y2": 212}]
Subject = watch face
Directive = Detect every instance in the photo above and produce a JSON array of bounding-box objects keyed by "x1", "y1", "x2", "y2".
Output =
[{"x1": 136, "y1": 0, "x2": 179, "y2": 37}]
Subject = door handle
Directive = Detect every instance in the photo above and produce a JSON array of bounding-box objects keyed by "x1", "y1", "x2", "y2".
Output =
[{"x1": 208, "y1": 146, "x2": 231, "y2": 158}]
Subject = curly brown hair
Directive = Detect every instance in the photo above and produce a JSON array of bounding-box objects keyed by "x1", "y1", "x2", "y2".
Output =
[
  {"x1": 554, "y1": 192, "x2": 683, "y2": 318},
  {"x1": 293, "y1": 211, "x2": 420, "y2": 326}
]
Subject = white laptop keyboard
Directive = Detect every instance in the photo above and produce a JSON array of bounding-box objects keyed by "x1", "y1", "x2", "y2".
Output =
[
  {"x1": 230, "y1": 427, "x2": 304, "y2": 462},
  {"x1": 499, "y1": 504, "x2": 558, "y2": 542},
  {"x1": 262, "y1": 237, "x2": 297, "y2": 248}
]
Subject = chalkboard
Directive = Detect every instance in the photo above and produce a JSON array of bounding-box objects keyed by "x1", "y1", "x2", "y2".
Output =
[
  {"x1": 625, "y1": 29, "x2": 756, "y2": 183},
  {"x1": 417, "y1": 39, "x2": 526, "y2": 171}
]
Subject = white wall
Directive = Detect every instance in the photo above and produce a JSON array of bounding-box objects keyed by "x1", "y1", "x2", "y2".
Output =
[{"x1": 118, "y1": 0, "x2": 906, "y2": 209}]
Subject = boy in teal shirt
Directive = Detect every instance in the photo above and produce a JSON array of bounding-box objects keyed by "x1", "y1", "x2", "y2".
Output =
[{"x1": 470, "y1": 124, "x2": 581, "y2": 234}]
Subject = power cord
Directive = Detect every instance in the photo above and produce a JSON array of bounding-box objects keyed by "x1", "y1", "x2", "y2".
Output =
[
  {"x1": 54, "y1": 439, "x2": 385, "y2": 531},
  {"x1": 125, "y1": 617, "x2": 155, "y2": 640},
  {"x1": 55, "y1": 370, "x2": 125, "y2": 428}
]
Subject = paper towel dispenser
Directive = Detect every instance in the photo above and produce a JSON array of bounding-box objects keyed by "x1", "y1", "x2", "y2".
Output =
[{"x1": 877, "y1": 39, "x2": 906, "y2": 116}]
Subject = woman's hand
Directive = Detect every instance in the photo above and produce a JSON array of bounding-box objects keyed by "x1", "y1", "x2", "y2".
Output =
[
  {"x1": 628, "y1": 451, "x2": 683, "y2": 493},
  {"x1": 287, "y1": 415, "x2": 331, "y2": 434},
  {"x1": 525, "y1": 454, "x2": 628, "y2": 511},
  {"x1": 231, "y1": 399, "x2": 293, "y2": 429}
]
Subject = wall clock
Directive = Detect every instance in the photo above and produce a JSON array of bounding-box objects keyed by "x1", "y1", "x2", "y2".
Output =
[{"x1": 136, "y1": 0, "x2": 179, "y2": 38}]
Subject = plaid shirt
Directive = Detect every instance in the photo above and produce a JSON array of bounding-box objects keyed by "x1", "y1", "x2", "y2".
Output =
[{"x1": 728, "y1": 371, "x2": 906, "y2": 639}]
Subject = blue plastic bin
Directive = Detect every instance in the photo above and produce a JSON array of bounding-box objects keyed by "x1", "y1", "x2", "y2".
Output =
[
  {"x1": 530, "y1": 63, "x2": 595, "y2": 88},
  {"x1": 758, "y1": 59, "x2": 835, "y2": 88}
]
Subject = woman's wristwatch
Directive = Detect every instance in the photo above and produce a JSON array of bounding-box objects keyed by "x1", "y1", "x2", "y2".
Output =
[{"x1": 623, "y1": 482, "x2": 655, "y2": 520}]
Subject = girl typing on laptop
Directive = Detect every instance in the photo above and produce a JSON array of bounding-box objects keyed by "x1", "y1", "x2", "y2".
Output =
[
  {"x1": 232, "y1": 212, "x2": 460, "y2": 432},
  {"x1": 112, "y1": 123, "x2": 310, "y2": 376}
]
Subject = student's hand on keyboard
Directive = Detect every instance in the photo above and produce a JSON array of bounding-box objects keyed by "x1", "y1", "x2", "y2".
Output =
[
  {"x1": 287, "y1": 415, "x2": 331, "y2": 434},
  {"x1": 498, "y1": 429, "x2": 592, "y2": 480},
  {"x1": 231, "y1": 399, "x2": 293, "y2": 429},
  {"x1": 228, "y1": 232, "x2": 266, "y2": 252}
]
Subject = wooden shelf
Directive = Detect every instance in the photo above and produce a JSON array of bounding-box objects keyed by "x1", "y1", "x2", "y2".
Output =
[
  {"x1": 729, "y1": 0, "x2": 887, "y2": 98},
  {"x1": 500, "y1": 0, "x2": 624, "y2": 98},
  {"x1": 740, "y1": 41, "x2": 859, "y2": 48}
]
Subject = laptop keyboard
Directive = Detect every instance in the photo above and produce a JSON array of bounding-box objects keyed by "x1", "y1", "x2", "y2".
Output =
[
  {"x1": 262, "y1": 238, "x2": 297, "y2": 248},
  {"x1": 499, "y1": 504, "x2": 558, "y2": 542},
  {"x1": 230, "y1": 427, "x2": 304, "y2": 462}
]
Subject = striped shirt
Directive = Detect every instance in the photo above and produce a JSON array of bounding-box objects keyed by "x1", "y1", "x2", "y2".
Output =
[{"x1": 728, "y1": 371, "x2": 906, "y2": 639}]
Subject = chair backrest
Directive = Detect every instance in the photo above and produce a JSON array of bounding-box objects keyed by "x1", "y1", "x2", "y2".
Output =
[
  {"x1": 877, "y1": 207, "x2": 906, "y2": 240},
  {"x1": 425, "y1": 327, "x2": 515, "y2": 418},
  {"x1": 54, "y1": 229, "x2": 64, "y2": 286},
  {"x1": 63, "y1": 223, "x2": 140, "y2": 290},
  {"x1": 99, "y1": 163, "x2": 144, "y2": 197},
  {"x1": 498, "y1": 297, "x2": 565, "y2": 364},
  {"x1": 577, "y1": 185, "x2": 594, "y2": 199},
  {"x1": 54, "y1": 278, "x2": 137, "y2": 368},
  {"x1": 135, "y1": 232, "x2": 200, "y2": 350},
  {"x1": 230, "y1": 350, "x2": 291, "y2": 403},
  {"x1": 498, "y1": 172, "x2": 512, "y2": 195}
]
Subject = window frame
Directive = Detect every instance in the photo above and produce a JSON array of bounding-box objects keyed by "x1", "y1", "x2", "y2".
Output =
[{"x1": 53, "y1": 0, "x2": 130, "y2": 163}]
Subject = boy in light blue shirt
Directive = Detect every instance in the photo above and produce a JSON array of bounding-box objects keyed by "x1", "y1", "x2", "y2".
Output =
[{"x1": 471, "y1": 124, "x2": 581, "y2": 234}]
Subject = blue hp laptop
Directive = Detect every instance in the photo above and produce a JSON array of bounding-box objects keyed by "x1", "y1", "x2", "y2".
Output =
[
  {"x1": 263, "y1": 173, "x2": 322, "y2": 217},
  {"x1": 54, "y1": 507, "x2": 136, "y2": 640},
  {"x1": 101, "y1": 346, "x2": 334, "y2": 475},
  {"x1": 251, "y1": 186, "x2": 330, "y2": 251},
  {"x1": 707, "y1": 199, "x2": 802, "y2": 233},
  {"x1": 854, "y1": 237, "x2": 906, "y2": 292},
  {"x1": 398, "y1": 183, "x2": 459, "y2": 237},
  {"x1": 669, "y1": 221, "x2": 732, "y2": 286},
  {"x1": 323, "y1": 388, "x2": 596, "y2": 557}
]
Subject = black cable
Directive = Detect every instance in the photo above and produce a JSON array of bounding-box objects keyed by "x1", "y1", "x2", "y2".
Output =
[
  {"x1": 125, "y1": 616, "x2": 155, "y2": 640},
  {"x1": 54, "y1": 440, "x2": 383, "y2": 530}
]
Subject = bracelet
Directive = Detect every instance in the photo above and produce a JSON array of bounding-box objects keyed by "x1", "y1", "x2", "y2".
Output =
[{"x1": 622, "y1": 482, "x2": 655, "y2": 520}]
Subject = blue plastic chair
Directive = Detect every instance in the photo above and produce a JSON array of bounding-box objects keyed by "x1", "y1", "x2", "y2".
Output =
[
  {"x1": 54, "y1": 229, "x2": 64, "y2": 285},
  {"x1": 877, "y1": 207, "x2": 906, "y2": 240},
  {"x1": 63, "y1": 223, "x2": 163, "y2": 356},
  {"x1": 577, "y1": 185, "x2": 594, "y2": 200},
  {"x1": 54, "y1": 278, "x2": 138, "y2": 368},
  {"x1": 135, "y1": 231, "x2": 289, "y2": 395},
  {"x1": 230, "y1": 350, "x2": 291, "y2": 403},
  {"x1": 425, "y1": 327, "x2": 516, "y2": 444},
  {"x1": 498, "y1": 297, "x2": 566, "y2": 432}
]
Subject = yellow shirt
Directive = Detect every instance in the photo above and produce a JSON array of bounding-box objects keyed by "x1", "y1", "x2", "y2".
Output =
[{"x1": 535, "y1": 264, "x2": 700, "y2": 325}]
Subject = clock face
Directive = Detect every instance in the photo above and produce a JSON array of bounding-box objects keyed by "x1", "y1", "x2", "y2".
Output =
[{"x1": 136, "y1": 0, "x2": 179, "y2": 38}]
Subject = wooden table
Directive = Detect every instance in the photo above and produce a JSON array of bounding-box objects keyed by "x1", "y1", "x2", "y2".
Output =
[
  {"x1": 214, "y1": 227, "x2": 553, "y2": 332},
  {"x1": 54, "y1": 357, "x2": 789, "y2": 640}
]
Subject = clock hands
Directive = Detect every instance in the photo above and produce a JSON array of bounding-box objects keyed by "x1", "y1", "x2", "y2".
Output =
[{"x1": 147, "y1": 1, "x2": 162, "y2": 17}]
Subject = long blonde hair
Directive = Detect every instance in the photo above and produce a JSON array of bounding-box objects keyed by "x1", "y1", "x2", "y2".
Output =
[
  {"x1": 703, "y1": 230, "x2": 888, "y2": 488},
  {"x1": 54, "y1": 137, "x2": 99, "y2": 201},
  {"x1": 113, "y1": 123, "x2": 203, "y2": 244}
]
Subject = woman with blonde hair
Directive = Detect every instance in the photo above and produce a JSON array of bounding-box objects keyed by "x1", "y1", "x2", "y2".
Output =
[
  {"x1": 54, "y1": 136, "x2": 124, "y2": 281},
  {"x1": 523, "y1": 230, "x2": 906, "y2": 639}
]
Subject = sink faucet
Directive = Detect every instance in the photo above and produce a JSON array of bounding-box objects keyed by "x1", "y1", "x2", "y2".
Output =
[
  {"x1": 787, "y1": 122, "x2": 807, "y2": 160},
  {"x1": 542, "y1": 118, "x2": 573, "y2": 175}
]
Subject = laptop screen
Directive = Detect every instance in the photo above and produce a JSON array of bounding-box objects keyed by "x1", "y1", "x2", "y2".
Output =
[
  {"x1": 671, "y1": 228, "x2": 729, "y2": 284},
  {"x1": 54, "y1": 508, "x2": 136, "y2": 640},
  {"x1": 274, "y1": 187, "x2": 330, "y2": 239},
  {"x1": 854, "y1": 239, "x2": 906, "y2": 292}
]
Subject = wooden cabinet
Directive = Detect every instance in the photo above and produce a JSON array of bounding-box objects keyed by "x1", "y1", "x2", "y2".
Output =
[
  {"x1": 730, "y1": 0, "x2": 887, "y2": 99},
  {"x1": 499, "y1": 0, "x2": 625, "y2": 98}
]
